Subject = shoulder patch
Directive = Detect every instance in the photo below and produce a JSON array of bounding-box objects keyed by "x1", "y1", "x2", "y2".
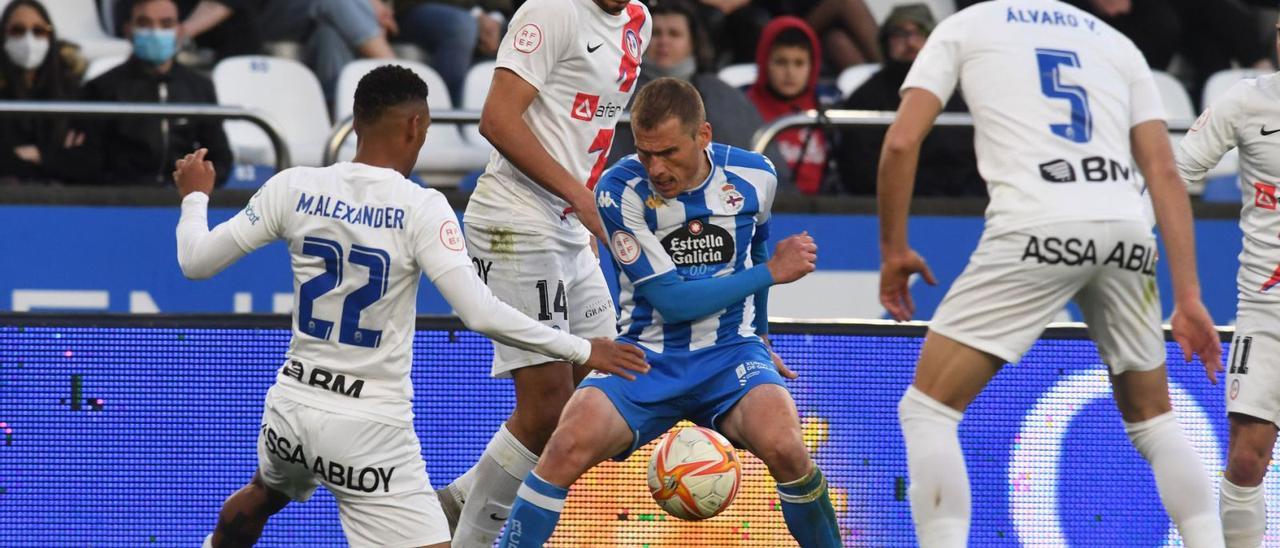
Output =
[{"x1": 513, "y1": 23, "x2": 543, "y2": 53}]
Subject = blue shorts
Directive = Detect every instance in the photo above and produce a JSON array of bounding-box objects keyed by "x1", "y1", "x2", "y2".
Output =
[{"x1": 578, "y1": 339, "x2": 787, "y2": 460}]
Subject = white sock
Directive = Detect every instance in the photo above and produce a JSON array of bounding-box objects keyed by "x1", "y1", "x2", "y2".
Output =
[
  {"x1": 1124, "y1": 412, "x2": 1225, "y2": 548},
  {"x1": 452, "y1": 422, "x2": 540, "y2": 548},
  {"x1": 1220, "y1": 476, "x2": 1266, "y2": 547},
  {"x1": 447, "y1": 465, "x2": 478, "y2": 504},
  {"x1": 898, "y1": 386, "x2": 970, "y2": 548}
]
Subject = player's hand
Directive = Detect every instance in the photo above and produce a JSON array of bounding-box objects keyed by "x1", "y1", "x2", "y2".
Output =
[
  {"x1": 371, "y1": 0, "x2": 398, "y2": 36},
  {"x1": 771, "y1": 350, "x2": 798, "y2": 379},
  {"x1": 174, "y1": 148, "x2": 216, "y2": 199},
  {"x1": 767, "y1": 232, "x2": 817, "y2": 284},
  {"x1": 584, "y1": 338, "x2": 650, "y2": 381},
  {"x1": 1170, "y1": 299, "x2": 1224, "y2": 384},
  {"x1": 880, "y1": 248, "x2": 937, "y2": 322}
]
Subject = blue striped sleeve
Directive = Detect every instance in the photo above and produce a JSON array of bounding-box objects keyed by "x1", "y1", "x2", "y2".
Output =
[
  {"x1": 597, "y1": 173, "x2": 674, "y2": 285},
  {"x1": 634, "y1": 266, "x2": 774, "y2": 325}
]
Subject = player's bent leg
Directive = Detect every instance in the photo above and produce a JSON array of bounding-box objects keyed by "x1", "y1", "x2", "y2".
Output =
[
  {"x1": 1111, "y1": 365, "x2": 1225, "y2": 548},
  {"x1": 1221, "y1": 414, "x2": 1276, "y2": 547},
  {"x1": 206, "y1": 472, "x2": 291, "y2": 548},
  {"x1": 501, "y1": 387, "x2": 634, "y2": 548},
  {"x1": 719, "y1": 384, "x2": 840, "y2": 548},
  {"x1": 899, "y1": 332, "x2": 1003, "y2": 548},
  {"x1": 450, "y1": 361, "x2": 576, "y2": 547}
]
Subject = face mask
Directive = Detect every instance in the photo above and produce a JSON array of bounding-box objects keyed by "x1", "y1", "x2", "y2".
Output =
[
  {"x1": 5, "y1": 32, "x2": 49, "y2": 70},
  {"x1": 133, "y1": 28, "x2": 176, "y2": 65}
]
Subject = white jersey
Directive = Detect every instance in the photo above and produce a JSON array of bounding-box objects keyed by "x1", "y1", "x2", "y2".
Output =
[
  {"x1": 225, "y1": 163, "x2": 473, "y2": 426},
  {"x1": 1176, "y1": 73, "x2": 1280, "y2": 305},
  {"x1": 465, "y1": 0, "x2": 651, "y2": 245},
  {"x1": 903, "y1": 0, "x2": 1165, "y2": 236}
]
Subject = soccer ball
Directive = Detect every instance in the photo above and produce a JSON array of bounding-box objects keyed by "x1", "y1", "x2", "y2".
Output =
[{"x1": 647, "y1": 426, "x2": 742, "y2": 520}]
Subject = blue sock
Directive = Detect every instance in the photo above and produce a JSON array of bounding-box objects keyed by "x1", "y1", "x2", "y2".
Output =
[
  {"x1": 777, "y1": 467, "x2": 841, "y2": 547},
  {"x1": 498, "y1": 471, "x2": 568, "y2": 547}
]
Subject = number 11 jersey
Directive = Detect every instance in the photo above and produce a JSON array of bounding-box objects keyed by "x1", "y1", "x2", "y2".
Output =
[
  {"x1": 465, "y1": 0, "x2": 651, "y2": 245},
  {"x1": 903, "y1": 0, "x2": 1166, "y2": 237}
]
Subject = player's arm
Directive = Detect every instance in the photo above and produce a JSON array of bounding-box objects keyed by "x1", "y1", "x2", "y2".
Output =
[
  {"x1": 478, "y1": 69, "x2": 605, "y2": 242},
  {"x1": 179, "y1": 1, "x2": 234, "y2": 40},
  {"x1": 877, "y1": 88, "x2": 941, "y2": 321},
  {"x1": 413, "y1": 197, "x2": 648, "y2": 379},
  {"x1": 1174, "y1": 84, "x2": 1243, "y2": 185},
  {"x1": 1133, "y1": 120, "x2": 1224, "y2": 380},
  {"x1": 174, "y1": 148, "x2": 278, "y2": 279}
]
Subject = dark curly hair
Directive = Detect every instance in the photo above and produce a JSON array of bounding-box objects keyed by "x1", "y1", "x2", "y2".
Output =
[{"x1": 353, "y1": 64, "x2": 429, "y2": 126}]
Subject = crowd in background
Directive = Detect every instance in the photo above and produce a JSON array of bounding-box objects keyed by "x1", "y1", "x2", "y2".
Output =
[{"x1": 0, "y1": 0, "x2": 1276, "y2": 195}]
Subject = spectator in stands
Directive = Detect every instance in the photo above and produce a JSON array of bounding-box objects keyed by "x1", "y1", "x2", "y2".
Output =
[
  {"x1": 836, "y1": 3, "x2": 982, "y2": 197},
  {"x1": 0, "y1": 0, "x2": 94, "y2": 184},
  {"x1": 761, "y1": 0, "x2": 881, "y2": 70},
  {"x1": 84, "y1": 0, "x2": 231, "y2": 187},
  {"x1": 747, "y1": 17, "x2": 834, "y2": 195},
  {"x1": 172, "y1": 1, "x2": 265, "y2": 60},
  {"x1": 395, "y1": 0, "x2": 510, "y2": 104},
  {"x1": 606, "y1": 0, "x2": 789, "y2": 182},
  {"x1": 163, "y1": 0, "x2": 396, "y2": 95}
]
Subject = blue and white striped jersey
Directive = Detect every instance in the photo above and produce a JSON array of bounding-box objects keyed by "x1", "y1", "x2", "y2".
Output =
[{"x1": 597, "y1": 142, "x2": 777, "y2": 353}]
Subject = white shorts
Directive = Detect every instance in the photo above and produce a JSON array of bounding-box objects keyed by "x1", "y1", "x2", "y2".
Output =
[
  {"x1": 930, "y1": 220, "x2": 1164, "y2": 373},
  {"x1": 464, "y1": 222, "x2": 618, "y2": 377},
  {"x1": 1226, "y1": 300, "x2": 1280, "y2": 424},
  {"x1": 256, "y1": 389, "x2": 449, "y2": 548}
]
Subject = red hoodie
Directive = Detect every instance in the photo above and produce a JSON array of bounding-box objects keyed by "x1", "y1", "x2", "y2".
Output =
[{"x1": 747, "y1": 17, "x2": 826, "y2": 195}]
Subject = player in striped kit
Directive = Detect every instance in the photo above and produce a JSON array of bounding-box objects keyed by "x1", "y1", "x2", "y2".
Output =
[
  {"x1": 1176, "y1": 21, "x2": 1280, "y2": 544},
  {"x1": 498, "y1": 78, "x2": 841, "y2": 547},
  {"x1": 440, "y1": 0, "x2": 652, "y2": 544}
]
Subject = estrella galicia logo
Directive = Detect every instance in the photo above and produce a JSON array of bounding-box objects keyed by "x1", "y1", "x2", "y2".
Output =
[
  {"x1": 661, "y1": 219, "x2": 734, "y2": 268},
  {"x1": 1040, "y1": 159, "x2": 1077, "y2": 183}
]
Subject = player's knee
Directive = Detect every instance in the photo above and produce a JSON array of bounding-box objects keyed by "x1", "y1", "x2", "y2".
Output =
[
  {"x1": 518, "y1": 384, "x2": 574, "y2": 433},
  {"x1": 1227, "y1": 442, "x2": 1272, "y2": 486},
  {"x1": 246, "y1": 475, "x2": 290, "y2": 514},
  {"x1": 540, "y1": 428, "x2": 601, "y2": 479},
  {"x1": 752, "y1": 433, "x2": 811, "y2": 482}
]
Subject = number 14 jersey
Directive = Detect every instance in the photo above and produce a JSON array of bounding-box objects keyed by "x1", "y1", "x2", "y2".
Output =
[
  {"x1": 903, "y1": 0, "x2": 1165, "y2": 237},
  {"x1": 465, "y1": 0, "x2": 651, "y2": 245}
]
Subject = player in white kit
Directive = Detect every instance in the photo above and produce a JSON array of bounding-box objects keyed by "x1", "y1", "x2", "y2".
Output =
[
  {"x1": 171, "y1": 66, "x2": 647, "y2": 548},
  {"x1": 1176, "y1": 20, "x2": 1280, "y2": 546},
  {"x1": 440, "y1": 0, "x2": 652, "y2": 545},
  {"x1": 877, "y1": 1, "x2": 1226, "y2": 546}
]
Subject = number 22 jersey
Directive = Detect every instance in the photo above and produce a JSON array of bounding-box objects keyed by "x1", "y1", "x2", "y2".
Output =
[
  {"x1": 903, "y1": 0, "x2": 1165, "y2": 236},
  {"x1": 219, "y1": 163, "x2": 474, "y2": 427},
  {"x1": 465, "y1": 0, "x2": 652, "y2": 244}
]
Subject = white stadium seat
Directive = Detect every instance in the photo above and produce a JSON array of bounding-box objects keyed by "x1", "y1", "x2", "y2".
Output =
[
  {"x1": 717, "y1": 63, "x2": 757, "y2": 90},
  {"x1": 332, "y1": 59, "x2": 491, "y2": 181},
  {"x1": 81, "y1": 53, "x2": 127, "y2": 84},
  {"x1": 1202, "y1": 68, "x2": 1266, "y2": 107},
  {"x1": 461, "y1": 60, "x2": 496, "y2": 145},
  {"x1": 836, "y1": 63, "x2": 881, "y2": 97},
  {"x1": 1151, "y1": 70, "x2": 1194, "y2": 122},
  {"x1": 214, "y1": 56, "x2": 331, "y2": 167},
  {"x1": 38, "y1": 0, "x2": 132, "y2": 62}
]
